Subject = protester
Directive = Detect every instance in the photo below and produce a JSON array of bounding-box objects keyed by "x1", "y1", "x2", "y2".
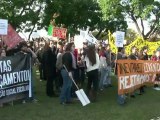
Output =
[
  {"x1": 99, "y1": 46, "x2": 108, "y2": 91},
  {"x1": 0, "y1": 48, "x2": 6, "y2": 57},
  {"x1": 116, "y1": 47, "x2": 128, "y2": 105},
  {"x1": 60, "y1": 43, "x2": 75, "y2": 105},
  {"x1": 104, "y1": 44, "x2": 113, "y2": 87},
  {"x1": 85, "y1": 44, "x2": 100, "y2": 102},
  {"x1": 36, "y1": 41, "x2": 45, "y2": 81},
  {"x1": 56, "y1": 42, "x2": 64, "y2": 91},
  {"x1": 0, "y1": 48, "x2": 6, "y2": 107},
  {"x1": 139, "y1": 46, "x2": 149, "y2": 94},
  {"x1": 151, "y1": 51, "x2": 157, "y2": 61},
  {"x1": 17, "y1": 41, "x2": 38, "y2": 103},
  {"x1": 153, "y1": 49, "x2": 160, "y2": 87},
  {"x1": 77, "y1": 48, "x2": 86, "y2": 88},
  {"x1": 128, "y1": 46, "x2": 139, "y2": 97},
  {"x1": 42, "y1": 41, "x2": 58, "y2": 97}
]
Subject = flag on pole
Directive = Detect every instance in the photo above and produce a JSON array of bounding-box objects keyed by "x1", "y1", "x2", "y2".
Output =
[{"x1": 48, "y1": 24, "x2": 54, "y2": 36}]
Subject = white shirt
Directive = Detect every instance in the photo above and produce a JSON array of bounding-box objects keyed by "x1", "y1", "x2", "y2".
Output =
[{"x1": 85, "y1": 53, "x2": 100, "y2": 72}]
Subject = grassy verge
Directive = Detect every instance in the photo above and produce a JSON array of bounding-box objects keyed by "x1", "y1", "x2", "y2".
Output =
[{"x1": 0, "y1": 69, "x2": 160, "y2": 120}]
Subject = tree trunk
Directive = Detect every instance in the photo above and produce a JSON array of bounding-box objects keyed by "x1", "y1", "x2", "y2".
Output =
[
  {"x1": 95, "y1": 28, "x2": 103, "y2": 39},
  {"x1": 130, "y1": 14, "x2": 144, "y2": 39},
  {"x1": 28, "y1": 25, "x2": 36, "y2": 41}
]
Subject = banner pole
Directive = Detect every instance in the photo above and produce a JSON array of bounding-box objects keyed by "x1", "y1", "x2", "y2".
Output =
[
  {"x1": 29, "y1": 56, "x2": 32, "y2": 98},
  {"x1": 114, "y1": 47, "x2": 118, "y2": 74},
  {"x1": 68, "y1": 33, "x2": 70, "y2": 43},
  {"x1": 1, "y1": 35, "x2": 4, "y2": 48}
]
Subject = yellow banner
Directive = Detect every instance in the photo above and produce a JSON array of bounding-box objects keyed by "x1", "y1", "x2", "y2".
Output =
[{"x1": 108, "y1": 31, "x2": 160, "y2": 55}]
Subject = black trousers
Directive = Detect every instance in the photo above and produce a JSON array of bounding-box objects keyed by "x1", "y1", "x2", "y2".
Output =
[
  {"x1": 46, "y1": 75, "x2": 55, "y2": 96},
  {"x1": 86, "y1": 69, "x2": 99, "y2": 93}
]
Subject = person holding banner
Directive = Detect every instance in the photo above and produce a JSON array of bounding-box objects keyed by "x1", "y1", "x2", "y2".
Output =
[
  {"x1": 85, "y1": 44, "x2": 100, "y2": 102},
  {"x1": 116, "y1": 47, "x2": 128, "y2": 105},
  {"x1": 17, "y1": 41, "x2": 38, "y2": 103},
  {"x1": 128, "y1": 46, "x2": 139, "y2": 97},
  {"x1": 139, "y1": 46, "x2": 149, "y2": 94},
  {"x1": 151, "y1": 49, "x2": 160, "y2": 87}
]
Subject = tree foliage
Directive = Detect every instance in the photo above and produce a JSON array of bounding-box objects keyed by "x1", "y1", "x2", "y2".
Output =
[
  {"x1": 0, "y1": 0, "x2": 44, "y2": 33},
  {"x1": 120, "y1": 0, "x2": 160, "y2": 39},
  {"x1": 125, "y1": 28, "x2": 138, "y2": 44},
  {"x1": 97, "y1": 0, "x2": 128, "y2": 39},
  {"x1": 1, "y1": 0, "x2": 159, "y2": 40},
  {"x1": 42, "y1": 0, "x2": 102, "y2": 36}
]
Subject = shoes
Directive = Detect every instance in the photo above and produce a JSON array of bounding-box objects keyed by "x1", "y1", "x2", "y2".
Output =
[
  {"x1": 154, "y1": 84, "x2": 159, "y2": 88},
  {"x1": 138, "y1": 93, "x2": 142, "y2": 95},
  {"x1": 60, "y1": 102, "x2": 66, "y2": 105},
  {"x1": 60, "y1": 101, "x2": 73, "y2": 105},
  {"x1": 66, "y1": 101, "x2": 73, "y2": 104},
  {"x1": 0, "y1": 104, "x2": 3, "y2": 107},
  {"x1": 100, "y1": 88, "x2": 103, "y2": 91},
  {"x1": 130, "y1": 95, "x2": 135, "y2": 98},
  {"x1": 108, "y1": 84, "x2": 113, "y2": 87},
  {"x1": 22, "y1": 100, "x2": 26, "y2": 104},
  {"x1": 73, "y1": 98, "x2": 79, "y2": 101},
  {"x1": 47, "y1": 93, "x2": 59, "y2": 97},
  {"x1": 53, "y1": 94, "x2": 59, "y2": 97},
  {"x1": 32, "y1": 99, "x2": 38, "y2": 103}
]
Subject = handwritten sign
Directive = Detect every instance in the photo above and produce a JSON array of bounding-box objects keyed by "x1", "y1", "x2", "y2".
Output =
[
  {"x1": 115, "y1": 31, "x2": 125, "y2": 47},
  {"x1": 0, "y1": 19, "x2": 8, "y2": 35}
]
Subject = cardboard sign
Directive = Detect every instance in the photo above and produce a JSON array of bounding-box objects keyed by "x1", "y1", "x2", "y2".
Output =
[
  {"x1": 75, "y1": 89, "x2": 90, "y2": 106},
  {"x1": 74, "y1": 35, "x2": 83, "y2": 49},
  {"x1": 85, "y1": 33, "x2": 97, "y2": 44},
  {"x1": 53, "y1": 27, "x2": 67, "y2": 39},
  {"x1": 0, "y1": 19, "x2": 8, "y2": 35},
  {"x1": 115, "y1": 31, "x2": 125, "y2": 47}
]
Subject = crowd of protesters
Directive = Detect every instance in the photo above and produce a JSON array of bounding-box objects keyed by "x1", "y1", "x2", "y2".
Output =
[{"x1": 0, "y1": 37, "x2": 160, "y2": 106}]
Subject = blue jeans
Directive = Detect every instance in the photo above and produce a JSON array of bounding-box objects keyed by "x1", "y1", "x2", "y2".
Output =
[
  {"x1": 60, "y1": 69, "x2": 72, "y2": 103},
  {"x1": 99, "y1": 67, "x2": 108, "y2": 89},
  {"x1": 103, "y1": 66, "x2": 112, "y2": 85}
]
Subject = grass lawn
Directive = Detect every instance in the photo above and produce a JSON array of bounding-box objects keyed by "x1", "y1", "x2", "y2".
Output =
[{"x1": 0, "y1": 69, "x2": 160, "y2": 120}]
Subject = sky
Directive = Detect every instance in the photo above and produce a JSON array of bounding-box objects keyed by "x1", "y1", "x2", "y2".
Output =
[
  {"x1": 19, "y1": 19, "x2": 151, "y2": 40},
  {"x1": 127, "y1": 18, "x2": 150, "y2": 34},
  {"x1": 19, "y1": 29, "x2": 48, "y2": 40}
]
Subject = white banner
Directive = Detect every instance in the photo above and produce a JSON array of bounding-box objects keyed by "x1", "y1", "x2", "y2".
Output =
[
  {"x1": 115, "y1": 31, "x2": 125, "y2": 47},
  {"x1": 85, "y1": 33, "x2": 97, "y2": 44},
  {"x1": 0, "y1": 19, "x2": 8, "y2": 35},
  {"x1": 74, "y1": 35, "x2": 83, "y2": 49},
  {"x1": 80, "y1": 30, "x2": 87, "y2": 39}
]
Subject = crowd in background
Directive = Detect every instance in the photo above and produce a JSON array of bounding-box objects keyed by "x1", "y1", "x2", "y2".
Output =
[{"x1": 0, "y1": 37, "x2": 160, "y2": 105}]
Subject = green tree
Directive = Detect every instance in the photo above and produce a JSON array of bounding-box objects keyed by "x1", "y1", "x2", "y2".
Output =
[
  {"x1": 125, "y1": 28, "x2": 138, "y2": 44},
  {"x1": 42, "y1": 0, "x2": 102, "y2": 36},
  {"x1": 97, "y1": 0, "x2": 128, "y2": 39},
  {"x1": 0, "y1": 0, "x2": 44, "y2": 39},
  {"x1": 120, "y1": 0, "x2": 160, "y2": 39}
]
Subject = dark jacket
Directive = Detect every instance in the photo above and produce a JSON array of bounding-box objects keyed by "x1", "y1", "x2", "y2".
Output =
[
  {"x1": 43, "y1": 47, "x2": 57, "y2": 78},
  {"x1": 62, "y1": 52, "x2": 73, "y2": 72}
]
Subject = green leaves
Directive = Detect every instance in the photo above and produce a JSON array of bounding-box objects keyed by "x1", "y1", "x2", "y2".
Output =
[
  {"x1": 42, "y1": 0, "x2": 102, "y2": 34},
  {"x1": 0, "y1": 0, "x2": 44, "y2": 32}
]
